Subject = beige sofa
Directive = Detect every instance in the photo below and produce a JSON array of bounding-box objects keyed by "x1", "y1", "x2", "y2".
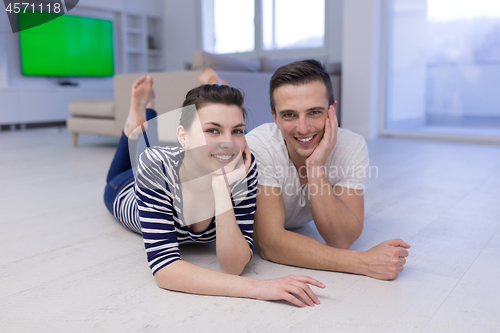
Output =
[
  {"x1": 67, "y1": 51, "x2": 341, "y2": 146},
  {"x1": 67, "y1": 71, "x2": 275, "y2": 146}
]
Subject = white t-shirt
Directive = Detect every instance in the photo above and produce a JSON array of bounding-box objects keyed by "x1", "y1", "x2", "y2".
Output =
[{"x1": 246, "y1": 123, "x2": 369, "y2": 229}]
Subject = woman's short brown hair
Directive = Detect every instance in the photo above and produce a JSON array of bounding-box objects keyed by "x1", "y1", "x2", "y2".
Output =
[{"x1": 180, "y1": 84, "x2": 247, "y2": 131}]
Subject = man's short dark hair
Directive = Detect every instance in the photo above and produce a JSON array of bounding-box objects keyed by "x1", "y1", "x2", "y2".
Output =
[{"x1": 269, "y1": 59, "x2": 335, "y2": 114}]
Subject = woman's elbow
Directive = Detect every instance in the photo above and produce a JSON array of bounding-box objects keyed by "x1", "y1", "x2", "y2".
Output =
[
  {"x1": 154, "y1": 273, "x2": 169, "y2": 289},
  {"x1": 221, "y1": 266, "x2": 245, "y2": 276},
  {"x1": 221, "y1": 255, "x2": 250, "y2": 275},
  {"x1": 153, "y1": 264, "x2": 176, "y2": 289},
  {"x1": 220, "y1": 253, "x2": 251, "y2": 276}
]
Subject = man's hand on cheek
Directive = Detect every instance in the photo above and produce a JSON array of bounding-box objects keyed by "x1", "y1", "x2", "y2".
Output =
[{"x1": 305, "y1": 105, "x2": 338, "y2": 175}]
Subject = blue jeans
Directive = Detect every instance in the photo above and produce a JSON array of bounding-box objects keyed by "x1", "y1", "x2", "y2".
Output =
[{"x1": 103, "y1": 109, "x2": 158, "y2": 214}]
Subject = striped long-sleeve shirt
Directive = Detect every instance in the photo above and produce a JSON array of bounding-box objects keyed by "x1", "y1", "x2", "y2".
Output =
[{"x1": 134, "y1": 146, "x2": 258, "y2": 275}]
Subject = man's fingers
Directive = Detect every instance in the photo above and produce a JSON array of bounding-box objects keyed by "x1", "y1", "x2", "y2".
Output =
[
  {"x1": 385, "y1": 238, "x2": 411, "y2": 248},
  {"x1": 332, "y1": 105, "x2": 339, "y2": 127},
  {"x1": 330, "y1": 105, "x2": 336, "y2": 122},
  {"x1": 400, "y1": 240, "x2": 411, "y2": 248},
  {"x1": 323, "y1": 116, "x2": 331, "y2": 144},
  {"x1": 329, "y1": 105, "x2": 338, "y2": 145},
  {"x1": 397, "y1": 247, "x2": 409, "y2": 258}
]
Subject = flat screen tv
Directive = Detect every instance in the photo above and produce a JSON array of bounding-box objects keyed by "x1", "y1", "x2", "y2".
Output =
[{"x1": 18, "y1": 12, "x2": 114, "y2": 77}]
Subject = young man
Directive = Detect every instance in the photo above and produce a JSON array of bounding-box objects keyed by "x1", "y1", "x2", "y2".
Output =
[{"x1": 246, "y1": 60, "x2": 410, "y2": 280}]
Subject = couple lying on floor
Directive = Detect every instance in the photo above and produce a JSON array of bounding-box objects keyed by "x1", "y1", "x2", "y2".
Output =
[{"x1": 104, "y1": 60, "x2": 410, "y2": 307}]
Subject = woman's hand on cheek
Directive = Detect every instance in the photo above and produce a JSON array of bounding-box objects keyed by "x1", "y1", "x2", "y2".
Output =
[
  {"x1": 211, "y1": 147, "x2": 249, "y2": 188},
  {"x1": 242, "y1": 145, "x2": 252, "y2": 175}
]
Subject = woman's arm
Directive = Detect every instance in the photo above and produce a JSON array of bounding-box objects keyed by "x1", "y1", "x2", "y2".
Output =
[
  {"x1": 212, "y1": 149, "x2": 256, "y2": 275},
  {"x1": 212, "y1": 179, "x2": 252, "y2": 275},
  {"x1": 155, "y1": 260, "x2": 325, "y2": 307},
  {"x1": 137, "y1": 149, "x2": 324, "y2": 307}
]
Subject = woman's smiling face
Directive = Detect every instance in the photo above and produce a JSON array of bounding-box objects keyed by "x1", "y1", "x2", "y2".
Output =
[{"x1": 180, "y1": 103, "x2": 247, "y2": 175}]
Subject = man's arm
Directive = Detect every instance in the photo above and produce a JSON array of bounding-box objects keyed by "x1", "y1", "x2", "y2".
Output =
[
  {"x1": 304, "y1": 104, "x2": 364, "y2": 249},
  {"x1": 308, "y1": 169, "x2": 364, "y2": 249},
  {"x1": 254, "y1": 185, "x2": 410, "y2": 280}
]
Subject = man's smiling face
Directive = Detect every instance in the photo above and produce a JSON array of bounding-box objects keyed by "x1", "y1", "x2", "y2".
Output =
[{"x1": 271, "y1": 80, "x2": 330, "y2": 165}]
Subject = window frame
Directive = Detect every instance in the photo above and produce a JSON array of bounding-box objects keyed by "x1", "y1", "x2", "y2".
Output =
[{"x1": 201, "y1": 0, "x2": 330, "y2": 59}]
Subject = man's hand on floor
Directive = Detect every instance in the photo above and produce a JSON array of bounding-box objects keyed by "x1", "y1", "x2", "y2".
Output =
[{"x1": 358, "y1": 239, "x2": 411, "y2": 280}]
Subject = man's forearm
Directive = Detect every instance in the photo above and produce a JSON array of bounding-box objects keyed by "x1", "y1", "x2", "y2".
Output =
[
  {"x1": 260, "y1": 228, "x2": 364, "y2": 274},
  {"x1": 308, "y1": 170, "x2": 363, "y2": 248}
]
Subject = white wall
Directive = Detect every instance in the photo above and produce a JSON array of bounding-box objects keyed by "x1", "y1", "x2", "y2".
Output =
[
  {"x1": 326, "y1": 0, "x2": 343, "y2": 63},
  {"x1": 341, "y1": 0, "x2": 383, "y2": 140},
  {"x1": 163, "y1": 0, "x2": 201, "y2": 71},
  {"x1": 0, "y1": 13, "x2": 10, "y2": 89}
]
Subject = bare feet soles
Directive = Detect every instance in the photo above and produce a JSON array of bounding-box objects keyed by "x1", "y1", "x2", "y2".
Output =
[
  {"x1": 124, "y1": 75, "x2": 155, "y2": 138},
  {"x1": 197, "y1": 68, "x2": 229, "y2": 86}
]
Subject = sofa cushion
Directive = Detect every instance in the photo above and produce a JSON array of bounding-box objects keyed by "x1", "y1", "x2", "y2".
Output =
[
  {"x1": 191, "y1": 50, "x2": 261, "y2": 72},
  {"x1": 260, "y1": 57, "x2": 300, "y2": 73},
  {"x1": 69, "y1": 99, "x2": 114, "y2": 118},
  {"x1": 66, "y1": 117, "x2": 117, "y2": 136}
]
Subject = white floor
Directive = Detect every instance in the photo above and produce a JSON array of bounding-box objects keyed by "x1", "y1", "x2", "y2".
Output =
[{"x1": 1, "y1": 128, "x2": 499, "y2": 333}]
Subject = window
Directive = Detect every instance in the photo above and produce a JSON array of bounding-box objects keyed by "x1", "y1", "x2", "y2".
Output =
[
  {"x1": 210, "y1": 0, "x2": 255, "y2": 54},
  {"x1": 384, "y1": 0, "x2": 500, "y2": 137},
  {"x1": 202, "y1": 0, "x2": 325, "y2": 55},
  {"x1": 262, "y1": 0, "x2": 325, "y2": 51}
]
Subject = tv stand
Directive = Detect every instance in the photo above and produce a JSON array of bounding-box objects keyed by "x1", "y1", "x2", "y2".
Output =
[
  {"x1": 57, "y1": 79, "x2": 79, "y2": 87},
  {"x1": 0, "y1": 86, "x2": 113, "y2": 125}
]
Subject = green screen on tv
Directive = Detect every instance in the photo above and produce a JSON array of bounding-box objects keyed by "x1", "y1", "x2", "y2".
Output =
[{"x1": 19, "y1": 12, "x2": 114, "y2": 77}]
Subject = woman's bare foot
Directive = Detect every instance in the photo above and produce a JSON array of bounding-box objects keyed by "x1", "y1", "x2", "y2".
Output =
[
  {"x1": 124, "y1": 75, "x2": 154, "y2": 138},
  {"x1": 146, "y1": 86, "x2": 155, "y2": 109},
  {"x1": 197, "y1": 68, "x2": 228, "y2": 85}
]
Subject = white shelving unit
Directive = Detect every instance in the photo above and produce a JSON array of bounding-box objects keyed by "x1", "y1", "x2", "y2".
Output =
[{"x1": 123, "y1": 14, "x2": 164, "y2": 73}]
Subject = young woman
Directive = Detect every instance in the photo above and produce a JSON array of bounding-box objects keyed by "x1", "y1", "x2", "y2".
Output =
[{"x1": 104, "y1": 75, "x2": 325, "y2": 307}]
